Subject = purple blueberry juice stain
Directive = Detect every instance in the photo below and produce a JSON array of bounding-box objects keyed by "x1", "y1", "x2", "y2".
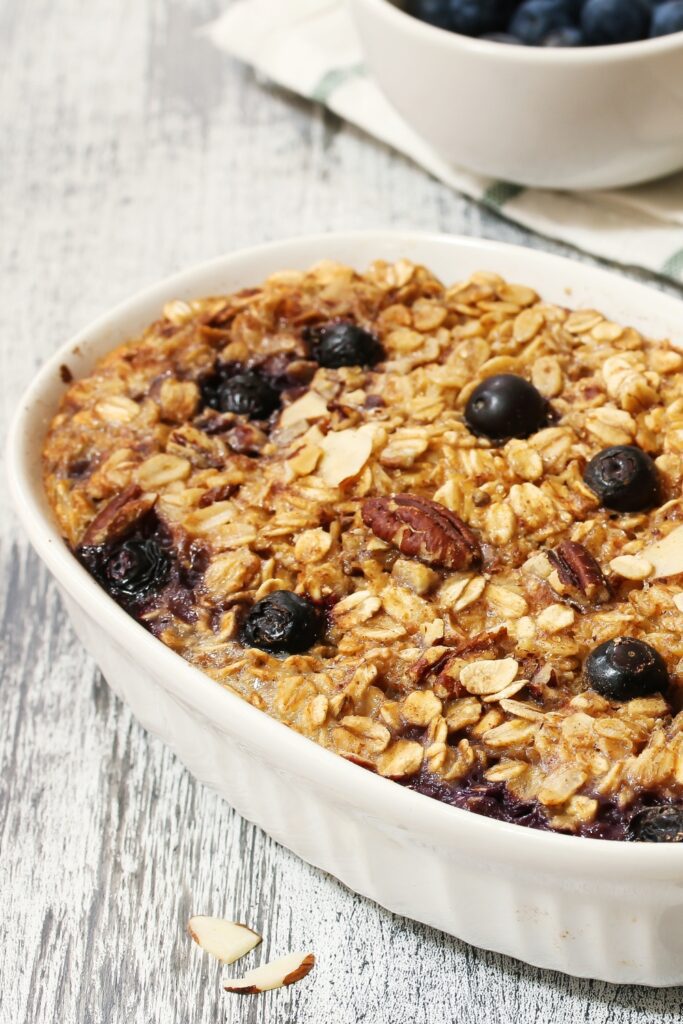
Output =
[
  {"x1": 404, "y1": 765, "x2": 554, "y2": 833},
  {"x1": 404, "y1": 763, "x2": 683, "y2": 841}
]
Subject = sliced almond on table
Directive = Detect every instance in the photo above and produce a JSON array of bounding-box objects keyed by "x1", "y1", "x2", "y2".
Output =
[
  {"x1": 640, "y1": 525, "x2": 683, "y2": 579},
  {"x1": 224, "y1": 952, "x2": 315, "y2": 994},
  {"x1": 188, "y1": 916, "x2": 262, "y2": 964}
]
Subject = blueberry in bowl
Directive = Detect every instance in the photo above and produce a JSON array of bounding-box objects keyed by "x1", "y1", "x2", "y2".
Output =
[
  {"x1": 542, "y1": 24, "x2": 585, "y2": 44},
  {"x1": 580, "y1": 0, "x2": 651, "y2": 44},
  {"x1": 509, "y1": 1, "x2": 578, "y2": 45},
  {"x1": 651, "y1": 1, "x2": 683, "y2": 36},
  {"x1": 406, "y1": 0, "x2": 517, "y2": 35},
  {"x1": 403, "y1": 0, "x2": 683, "y2": 44}
]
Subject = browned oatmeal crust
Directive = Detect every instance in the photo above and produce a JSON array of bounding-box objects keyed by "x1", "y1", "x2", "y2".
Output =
[{"x1": 42, "y1": 259, "x2": 683, "y2": 838}]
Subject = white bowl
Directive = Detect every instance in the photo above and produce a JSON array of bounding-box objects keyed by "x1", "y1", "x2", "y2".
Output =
[
  {"x1": 8, "y1": 231, "x2": 683, "y2": 986},
  {"x1": 350, "y1": 0, "x2": 683, "y2": 190}
]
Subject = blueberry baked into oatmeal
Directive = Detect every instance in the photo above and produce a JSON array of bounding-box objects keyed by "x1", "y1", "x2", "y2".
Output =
[{"x1": 43, "y1": 259, "x2": 683, "y2": 843}]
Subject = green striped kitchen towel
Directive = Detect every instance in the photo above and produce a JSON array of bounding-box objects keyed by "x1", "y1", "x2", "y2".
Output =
[{"x1": 205, "y1": 0, "x2": 683, "y2": 283}]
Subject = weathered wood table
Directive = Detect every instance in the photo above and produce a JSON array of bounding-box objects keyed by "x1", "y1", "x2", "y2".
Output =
[{"x1": 3, "y1": 2, "x2": 683, "y2": 1021}]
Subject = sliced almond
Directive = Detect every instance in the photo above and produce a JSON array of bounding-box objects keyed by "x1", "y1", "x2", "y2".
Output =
[
  {"x1": 188, "y1": 916, "x2": 262, "y2": 964},
  {"x1": 318, "y1": 424, "x2": 376, "y2": 487},
  {"x1": 224, "y1": 952, "x2": 315, "y2": 994},
  {"x1": 460, "y1": 658, "x2": 519, "y2": 696},
  {"x1": 640, "y1": 525, "x2": 683, "y2": 579},
  {"x1": 279, "y1": 391, "x2": 328, "y2": 429}
]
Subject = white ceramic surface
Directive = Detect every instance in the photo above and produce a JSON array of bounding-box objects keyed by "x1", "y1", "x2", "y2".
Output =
[
  {"x1": 8, "y1": 231, "x2": 683, "y2": 987},
  {"x1": 350, "y1": 0, "x2": 683, "y2": 190}
]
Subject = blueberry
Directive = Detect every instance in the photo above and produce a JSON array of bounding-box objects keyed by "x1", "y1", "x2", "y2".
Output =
[
  {"x1": 630, "y1": 806, "x2": 683, "y2": 842},
  {"x1": 408, "y1": 0, "x2": 516, "y2": 35},
  {"x1": 650, "y1": 1, "x2": 683, "y2": 36},
  {"x1": 542, "y1": 25, "x2": 585, "y2": 44},
  {"x1": 305, "y1": 321, "x2": 384, "y2": 369},
  {"x1": 583, "y1": 445, "x2": 659, "y2": 513},
  {"x1": 214, "y1": 371, "x2": 280, "y2": 420},
  {"x1": 445, "y1": 0, "x2": 517, "y2": 35},
  {"x1": 464, "y1": 374, "x2": 547, "y2": 441},
  {"x1": 81, "y1": 539, "x2": 171, "y2": 601},
  {"x1": 509, "y1": 1, "x2": 575, "y2": 45},
  {"x1": 585, "y1": 637, "x2": 669, "y2": 701},
  {"x1": 241, "y1": 591, "x2": 324, "y2": 655},
  {"x1": 580, "y1": 0, "x2": 651, "y2": 44},
  {"x1": 481, "y1": 31, "x2": 521, "y2": 41},
  {"x1": 405, "y1": 0, "x2": 451, "y2": 28}
]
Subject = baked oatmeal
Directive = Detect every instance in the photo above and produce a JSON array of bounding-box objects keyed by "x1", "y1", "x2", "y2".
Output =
[{"x1": 43, "y1": 258, "x2": 683, "y2": 841}]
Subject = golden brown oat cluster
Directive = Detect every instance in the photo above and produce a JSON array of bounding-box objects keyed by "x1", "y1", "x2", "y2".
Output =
[{"x1": 43, "y1": 259, "x2": 683, "y2": 836}]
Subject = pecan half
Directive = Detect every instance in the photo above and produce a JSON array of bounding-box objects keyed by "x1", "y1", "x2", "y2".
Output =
[
  {"x1": 81, "y1": 484, "x2": 156, "y2": 547},
  {"x1": 362, "y1": 494, "x2": 481, "y2": 571},
  {"x1": 548, "y1": 541, "x2": 610, "y2": 605}
]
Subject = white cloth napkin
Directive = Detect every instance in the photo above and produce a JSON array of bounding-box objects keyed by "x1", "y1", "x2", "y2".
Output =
[{"x1": 204, "y1": 0, "x2": 683, "y2": 284}]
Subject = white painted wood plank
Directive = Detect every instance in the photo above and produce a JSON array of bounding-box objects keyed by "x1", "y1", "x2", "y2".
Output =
[{"x1": 2, "y1": 1, "x2": 682, "y2": 1021}]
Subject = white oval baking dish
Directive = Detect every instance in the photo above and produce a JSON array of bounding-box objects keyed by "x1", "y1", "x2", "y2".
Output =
[{"x1": 8, "y1": 231, "x2": 683, "y2": 987}]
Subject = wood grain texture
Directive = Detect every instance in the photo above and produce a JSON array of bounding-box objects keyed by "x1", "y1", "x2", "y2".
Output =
[{"x1": 2, "y1": 1, "x2": 683, "y2": 1021}]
